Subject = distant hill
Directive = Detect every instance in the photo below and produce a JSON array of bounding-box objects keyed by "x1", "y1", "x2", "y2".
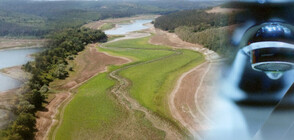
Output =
[
  {"x1": 154, "y1": 5, "x2": 240, "y2": 55},
  {"x1": 0, "y1": 0, "x2": 222, "y2": 37}
]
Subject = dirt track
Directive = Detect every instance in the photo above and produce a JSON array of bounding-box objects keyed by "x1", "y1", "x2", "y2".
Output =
[
  {"x1": 101, "y1": 43, "x2": 184, "y2": 139},
  {"x1": 35, "y1": 44, "x2": 129, "y2": 140}
]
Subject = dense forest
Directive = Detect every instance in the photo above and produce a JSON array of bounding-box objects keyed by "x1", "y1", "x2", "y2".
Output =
[
  {"x1": 154, "y1": 10, "x2": 237, "y2": 32},
  {"x1": 0, "y1": 0, "x2": 222, "y2": 37},
  {"x1": 0, "y1": 28, "x2": 107, "y2": 140},
  {"x1": 175, "y1": 26, "x2": 235, "y2": 55},
  {"x1": 154, "y1": 8, "x2": 240, "y2": 55}
]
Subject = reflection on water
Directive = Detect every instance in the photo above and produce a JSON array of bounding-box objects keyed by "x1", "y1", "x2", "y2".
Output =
[
  {"x1": 0, "y1": 48, "x2": 43, "y2": 92},
  {"x1": 105, "y1": 19, "x2": 152, "y2": 35},
  {"x1": 0, "y1": 74, "x2": 22, "y2": 92}
]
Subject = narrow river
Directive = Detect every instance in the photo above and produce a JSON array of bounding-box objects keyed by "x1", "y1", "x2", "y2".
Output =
[{"x1": 0, "y1": 48, "x2": 43, "y2": 92}]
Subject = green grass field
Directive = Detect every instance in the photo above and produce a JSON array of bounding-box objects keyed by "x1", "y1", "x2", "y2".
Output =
[
  {"x1": 54, "y1": 73, "x2": 165, "y2": 140},
  {"x1": 106, "y1": 37, "x2": 167, "y2": 49},
  {"x1": 104, "y1": 37, "x2": 205, "y2": 121},
  {"x1": 120, "y1": 49, "x2": 204, "y2": 118},
  {"x1": 53, "y1": 36, "x2": 204, "y2": 139}
]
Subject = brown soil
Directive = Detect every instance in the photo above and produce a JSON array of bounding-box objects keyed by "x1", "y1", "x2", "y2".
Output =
[
  {"x1": 105, "y1": 46, "x2": 184, "y2": 140},
  {"x1": 169, "y1": 62, "x2": 221, "y2": 139},
  {"x1": 149, "y1": 28, "x2": 220, "y2": 60},
  {"x1": 34, "y1": 44, "x2": 129, "y2": 140},
  {"x1": 51, "y1": 43, "x2": 128, "y2": 90},
  {"x1": 35, "y1": 92, "x2": 70, "y2": 140},
  {"x1": 0, "y1": 38, "x2": 46, "y2": 50}
]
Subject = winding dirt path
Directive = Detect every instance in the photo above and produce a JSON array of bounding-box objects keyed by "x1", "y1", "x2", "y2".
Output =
[{"x1": 104, "y1": 45, "x2": 183, "y2": 139}]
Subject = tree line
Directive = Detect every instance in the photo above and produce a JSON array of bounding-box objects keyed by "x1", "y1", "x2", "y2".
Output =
[
  {"x1": 175, "y1": 26, "x2": 237, "y2": 55},
  {"x1": 154, "y1": 8, "x2": 241, "y2": 56},
  {"x1": 154, "y1": 9, "x2": 238, "y2": 32},
  {"x1": 0, "y1": 28, "x2": 107, "y2": 140}
]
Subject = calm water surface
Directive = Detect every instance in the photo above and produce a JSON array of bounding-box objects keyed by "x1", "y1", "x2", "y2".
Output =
[
  {"x1": 105, "y1": 19, "x2": 152, "y2": 35},
  {"x1": 0, "y1": 48, "x2": 42, "y2": 92}
]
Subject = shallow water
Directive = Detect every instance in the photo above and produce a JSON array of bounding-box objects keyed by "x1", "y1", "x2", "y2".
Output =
[
  {"x1": 0, "y1": 48, "x2": 43, "y2": 92},
  {"x1": 105, "y1": 19, "x2": 152, "y2": 35}
]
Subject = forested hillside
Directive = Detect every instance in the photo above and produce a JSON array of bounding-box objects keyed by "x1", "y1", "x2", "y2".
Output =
[
  {"x1": 154, "y1": 7, "x2": 241, "y2": 55},
  {"x1": 175, "y1": 26, "x2": 235, "y2": 55},
  {"x1": 154, "y1": 10, "x2": 237, "y2": 32},
  {"x1": 0, "y1": 1, "x2": 222, "y2": 37}
]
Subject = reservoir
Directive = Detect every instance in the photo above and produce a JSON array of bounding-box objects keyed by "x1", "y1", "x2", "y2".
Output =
[
  {"x1": 105, "y1": 19, "x2": 152, "y2": 35},
  {"x1": 0, "y1": 47, "x2": 43, "y2": 92}
]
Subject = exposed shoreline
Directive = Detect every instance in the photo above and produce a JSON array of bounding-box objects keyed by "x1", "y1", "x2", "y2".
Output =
[
  {"x1": 0, "y1": 38, "x2": 46, "y2": 50},
  {"x1": 0, "y1": 45, "x2": 46, "y2": 51},
  {"x1": 0, "y1": 66, "x2": 30, "y2": 82},
  {"x1": 0, "y1": 45, "x2": 45, "y2": 95},
  {"x1": 83, "y1": 14, "x2": 160, "y2": 30},
  {"x1": 0, "y1": 44, "x2": 46, "y2": 82}
]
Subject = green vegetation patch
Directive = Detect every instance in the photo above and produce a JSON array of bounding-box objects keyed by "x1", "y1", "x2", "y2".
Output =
[
  {"x1": 99, "y1": 46, "x2": 172, "y2": 62},
  {"x1": 54, "y1": 72, "x2": 165, "y2": 140},
  {"x1": 105, "y1": 37, "x2": 168, "y2": 49},
  {"x1": 120, "y1": 49, "x2": 204, "y2": 118},
  {"x1": 53, "y1": 36, "x2": 204, "y2": 139},
  {"x1": 101, "y1": 36, "x2": 205, "y2": 131}
]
